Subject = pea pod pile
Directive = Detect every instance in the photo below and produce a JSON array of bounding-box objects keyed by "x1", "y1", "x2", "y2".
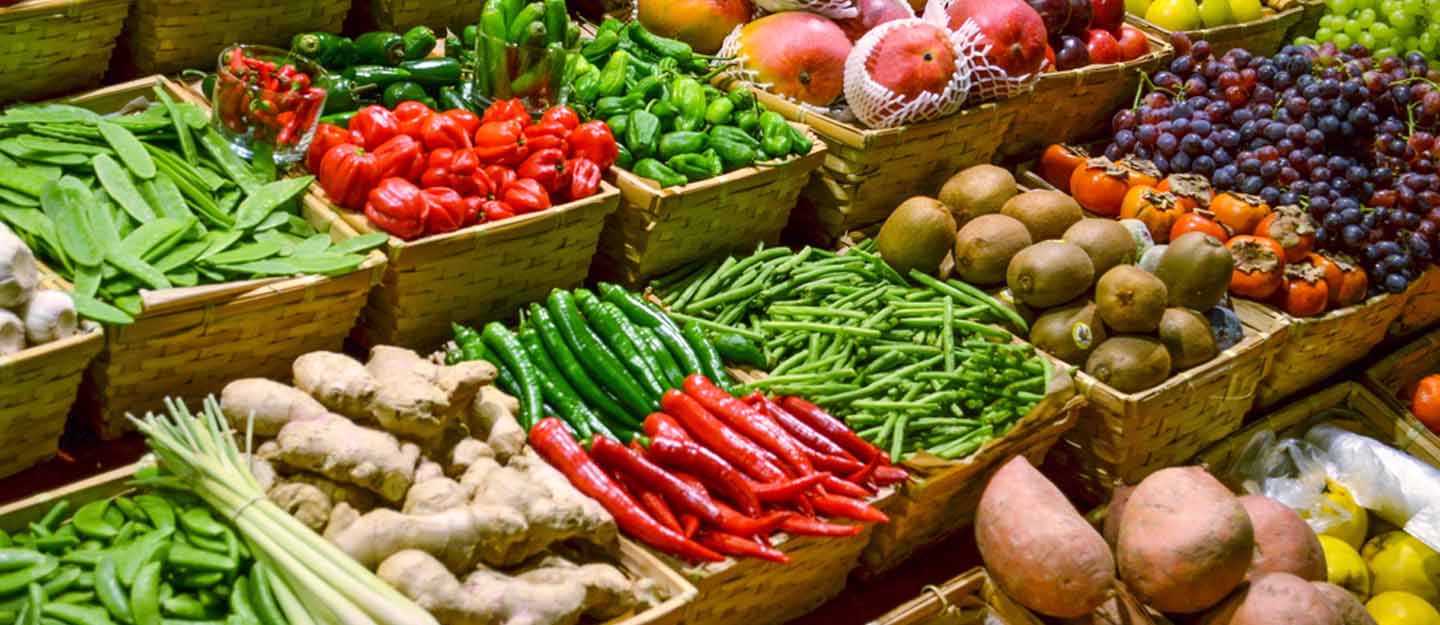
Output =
[
  {"x1": 0, "y1": 91, "x2": 387, "y2": 324},
  {"x1": 650, "y1": 240, "x2": 1055, "y2": 461},
  {"x1": 0, "y1": 480, "x2": 288, "y2": 625},
  {"x1": 569, "y1": 19, "x2": 813, "y2": 187}
]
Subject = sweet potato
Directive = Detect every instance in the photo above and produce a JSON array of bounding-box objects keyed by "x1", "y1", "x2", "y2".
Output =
[
  {"x1": 1312, "y1": 582, "x2": 1377, "y2": 625},
  {"x1": 976, "y1": 456, "x2": 1115, "y2": 618},
  {"x1": 1103, "y1": 485, "x2": 1133, "y2": 548},
  {"x1": 1240, "y1": 495, "x2": 1327, "y2": 581},
  {"x1": 1228, "y1": 573, "x2": 1342, "y2": 625},
  {"x1": 1117, "y1": 466, "x2": 1254, "y2": 613}
]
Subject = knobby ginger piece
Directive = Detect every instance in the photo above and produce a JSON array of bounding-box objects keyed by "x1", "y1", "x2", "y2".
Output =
[
  {"x1": 517, "y1": 556, "x2": 645, "y2": 620},
  {"x1": 366, "y1": 346, "x2": 495, "y2": 442},
  {"x1": 269, "y1": 482, "x2": 333, "y2": 531},
  {"x1": 283, "y1": 471, "x2": 380, "y2": 511},
  {"x1": 249, "y1": 456, "x2": 278, "y2": 492},
  {"x1": 273, "y1": 414, "x2": 419, "y2": 503},
  {"x1": 462, "y1": 454, "x2": 617, "y2": 566},
  {"x1": 220, "y1": 378, "x2": 329, "y2": 437},
  {"x1": 326, "y1": 503, "x2": 529, "y2": 572},
  {"x1": 403, "y1": 477, "x2": 469, "y2": 515},
  {"x1": 378, "y1": 550, "x2": 592, "y2": 625},
  {"x1": 469, "y1": 386, "x2": 525, "y2": 462},
  {"x1": 293, "y1": 351, "x2": 377, "y2": 421},
  {"x1": 447, "y1": 438, "x2": 495, "y2": 476}
]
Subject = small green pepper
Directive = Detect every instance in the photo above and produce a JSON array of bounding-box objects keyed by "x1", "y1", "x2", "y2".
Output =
[
  {"x1": 709, "y1": 125, "x2": 761, "y2": 149},
  {"x1": 354, "y1": 31, "x2": 406, "y2": 66},
  {"x1": 667, "y1": 150, "x2": 722, "y2": 181},
  {"x1": 290, "y1": 32, "x2": 355, "y2": 69},
  {"x1": 710, "y1": 137, "x2": 758, "y2": 171},
  {"x1": 788, "y1": 124, "x2": 814, "y2": 154},
  {"x1": 461, "y1": 24, "x2": 480, "y2": 49},
  {"x1": 625, "y1": 109, "x2": 662, "y2": 159},
  {"x1": 543, "y1": 0, "x2": 567, "y2": 45},
  {"x1": 710, "y1": 332, "x2": 767, "y2": 368},
  {"x1": 704, "y1": 97, "x2": 734, "y2": 126},
  {"x1": 573, "y1": 72, "x2": 601, "y2": 104},
  {"x1": 729, "y1": 86, "x2": 756, "y2": 111},
  {"x1": 633, "y1": 158, "x2": 687, "y2": 187},
  {"x1": 507, "y1": 2, "x2": 546, "y2": 42},
  {"x1": 596, "y1": 51, "x2": 629, "y2": 99},
  {"x1": 594, "y1": 92, "x2": 643, "y2": 118},
  {"x1": 735, "y1": 108, "x2": 760, "y2": 133},
  {"x1": 758, "y1": 111, "x2": 792, "y2": 158},
  {"x1": 615, "y1": 143, "x2": 635, "y2": 169},
  {"x1": 444, "y1": 33, "x2": 463, "y2": 59},
  {"x1": 649, "y1": 99, "x2": 677, "y2": 129},
  {"x1": 669, "y1": 77, "x2": 706, "y2": 132},
  {"x1": 631, "y1": 74, "x2": 665, "y2": 100},
  {"x1": 382, "y1": 81, "x2": 429, "y2": 109},
  {"x1": 606, "y1": 114, "x2": 629, "y2": 140},
  {"x1": 401, "y1": 25, "x2": 438, "y2": 60},
  {"x1": 581, "y1": 31, "x2": 620, "y2": 65},
  {"x1": 657, "y1": 131, "x2": 709, "y2": 161}
]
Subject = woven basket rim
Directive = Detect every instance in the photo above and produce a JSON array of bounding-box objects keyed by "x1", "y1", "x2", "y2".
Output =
[
  {"x1": 1265, "y1": 291, "x2": 1402, "y2": 324},
  {"x1": 0, "y1": 323, "x2": 104, "y2": 371},
  {"x1": 611, "y1": 121, "x2": 827, "y2": 199},
  {"x1": 1126, "y1": 2, "x2": 1306, "y2": 37},
  {"x1": 752, "y1": 82, "x2": 1011, "y2": 148},
  {"x1": 0, "y1": 0, "x2": 128, "y2": 22}
]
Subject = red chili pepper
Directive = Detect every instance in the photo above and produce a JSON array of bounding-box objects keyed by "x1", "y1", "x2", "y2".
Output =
[
  {"x1": 364, "y1": 177, "x2": 427, "y2": 240},
  {"x1": 644, "y1": 413, "x2": 692, "y2": 442},
  {"x1": 474, "y1": 120, "x2": 526, "y2": 166},
  {"x1": 808, "y1": 493, "x2": 888, "y2": 524},
  {"x1": 481, "y1": 98, "x2": 531, "y2": 127},
  {"x1": 647, "y1": 435, "x2": 761, "y2": 516},
  {"x1": 442, "y1": 109, "x2": 481, "y2": 136},
  {"x1": 349, "y1": 105, "x2": 402, "y2": 151},
  {"x1": 660, "y1": 390, "x2": 788, "y2": 483},
  {"x1": 590, "y1": 436, "x2": 786, "y2": 537},
  {"x1": 568, "y1": 120, "x2": 619, "y2": 170},
  {"x1": 319, "y1": 144, "x2": 380, "y2": 211},
  {"x1": 541, "y1": 105, "x2": 580, "y2": 130},
  {"x1": 780, "y1": 516, "x2": 863, "y2": 538},
  {"x1": 528, "y1": 419, "x2": 722, "y2": 563},
  {"x1": 504, "y1": 178, "x2": 551, "y2": 214},
  {"x1": 624, "y1": 442, "x2": 682, "y2": 532},
  {"x1": 274, "y1": 112, "x2": 298, "y2": 146},
  {"x1": 373, "y1": 135, "x2": 425, "y2": 181},
  {"x1": 820, "y1": 474, "x2": 872, "y2": 499},
  {"x1": 686, "y1": 376, "x2": 815, "y2": 477},
  {"x1": 517, "y1": 148, "x2": 567, "y2": 193},
  {"x1": 681, "y1": 515, "x2": 700, "y2": 539},
  {"x1": 804, "y1": 449, "x2": 866, "y2": 475},
  {"x1": 422, "y1": 112, "x2": 472, "y2": 151},
  {"x1": 421, "y1": 187, "x2": 466, "y2": 236},
  {"x1": 695, "y1": 530, "x2": 790, "y2": 564},
  {"x1": 567, "y1": 157, "x2": 602, "y2": 201},
  {"x1": 306, "y1": 123, "x2": 354, "y2": 173},
  {"x1": 228, "y1": 49, "x2": 246, "y2": 76},
  {"x1": 759, "y1": 397, "x2": 858, "y2": 462},
  {"x1": 781, "y1": 397, "x2": 891, "y2": 466},
  {"x1": 749, "y1": 473, "x2": 825, "y2": 504},
  {"x1": 480, "y1": 199, "x2": 515, "y2": 221},
  {"x1": 484, "y1": 166, "x2": 516, "y2": 197},
  {"x1": 845, "y1": 454, "x2": 881, "y2": 486},
  {"x1": 874, "y1": 466, "x2": 909, "y2": 486}
]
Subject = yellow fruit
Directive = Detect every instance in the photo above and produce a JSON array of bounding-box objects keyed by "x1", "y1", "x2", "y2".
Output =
[
  {"x1": 1322, "y1": 535, "x2": 1374, "y2": 600},
  {"x1": 1368, "y1": 592, "x2": 1440, "y2": 625},
  {"x1": 1226, "y1": 0, "x2": 1263, "y2": 22},
  {"x1": 1126, "y1": 0, "x2": 1153, "y2": 15},
  {"x1": 1145, "y1": 0, "x2": 1202, "y2": 29},
  {"x1": 1364, "y1": 532, "x2": 1440, "y2": 606},
  {"x1": 1320, "y1": 478, "x2": 1369, "y2": 550},
  {"x1": 1199, "y1": 0, "x2": 1231, "y2": 26}
]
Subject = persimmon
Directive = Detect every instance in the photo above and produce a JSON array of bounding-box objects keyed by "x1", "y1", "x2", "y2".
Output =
[
  {"x1": 1037, "y1": 144, "x2": 1089, "y2": 192},
  {"x1": 1254, "y1": 205, "x2": 1317, "y2": 263},
  {"x1": 1116, "y1": 155, "x2": 1161, "y2": 188},
  {"x1": 1170, "y1": 208, "x2": 1230, "y2": 243},
  {"x1": 1226, "y1": 235, "x2": 1285, "y2": 299},
  {"x1": 1070, "y1": 158, "x2": 1131, "y2": 216},
  {"x1": 1156, "y1": 173, "x2": 1214, "y2": 212},
  {"x1": 1119, "y1": 187, "x2": 1188, "y2": 243},
  {"x1": 1412, "y1": 374, "x2": 1440, "y2": 434},
  {"x1": 1209, "y1": 192, "x2": 1271, "y2": 236},
  {"x1": 1315, "y1": 251, "x2": 1368, "y2": 308},
  {"x1": 1277, "y1": 260, "x2": 1329, "y2": 317}
]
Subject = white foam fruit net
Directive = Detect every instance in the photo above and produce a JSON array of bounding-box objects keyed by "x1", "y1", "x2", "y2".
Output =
[
  {"x1": 920, "y1": 0, "x2": 1038, "y2": 103},
  {"x1": 843, "y1": 17, "x2": 970, "y2": 129},
  {"x1": 752, "y1": 0, "x2": 860, "y2": 19}
]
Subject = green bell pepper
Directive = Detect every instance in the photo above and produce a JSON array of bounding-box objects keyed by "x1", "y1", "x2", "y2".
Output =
[
  {"x1": 606, "y1": 114, "x2": 629, "y2": 140},
  {"x1": 669, "y1": 77, "x2": 706, "y2": 132},
  {"x1": 710, "y1": 137, "x2": 758, "y2": 171},
  {"x1": 594, "y1": 93, "x2": 643, "y2": 118},
  {"x1": 735, "y1": 108, "x2": 760, "y2": 133},
  {"x1": 597, "y1": 51, "x2": 628, "y2": 99},
  {"x1": 758, "y1": 111, "x2": 792, "y2": 158},
  {"x1": 704, "y1": 97, "x2": 734, "y2": 126},
  {"x1": 291, "y1": 32, "x2": 355, "y2": 69},
  {"x1": 657, "y1": 131, "x2": 709, "y2": 161},
  {"x1": 354, "y1": 31, "x2": 406, "y2": 66},
  {"x1": 402, "y1": 25, "x2": 437, "y2": 60},
  {"x1": 633, "y1": 158, "x2": 687, "y2": 187},
  {"x1": 573, "y1": 72, "x2": 601, "y2": 105},
  {"x1": 667, "y1": 150, "x2": 722, "y2": 181},
  {"x1": 626, "y1": 109, "x2": 662, "y2": 159},
  {"x1": 582, "y1": 31, "x2": 620, "y2": 65},
  {"x1": 615, "y1": 143, "x2": 635, "y2": 169}
]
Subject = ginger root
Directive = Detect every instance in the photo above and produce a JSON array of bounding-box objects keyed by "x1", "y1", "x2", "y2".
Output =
[
  {"x1": 220, "y1": 378, "x2": 328, "y2": 437},
  {"x1": 468, "y1": 386, "x2": 525, "y2": 462},
  {"x1": 269, "y1": 482, "x2": 333, "y2": 531},
  {"x1": 405, "y1": 476, "x2": 468, "y2": 515},
  {"x1": 293, "y1": 351, "x2": 377, "y2": 420},
  {"x1": 366, "y1": 346, "x2": 495, "y2": 442},
  {"x1": 272, "y1": 414, "x2": 420, "y2": 503},
  {"x1": 447, "y1": 438, "x2": 494, "y2": 477}
]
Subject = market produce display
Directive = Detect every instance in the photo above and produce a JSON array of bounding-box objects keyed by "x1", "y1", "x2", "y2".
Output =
[
  {"x1": 305, "y1": 99, "x2": 612, "y2": 239},
  {"x1": 460, "y1": 0, "x2": 582, "y2": 104},
  {"x1": 0, "y1": 90, "x2": 383, "y2": 325},
  {"x1": 283, "y1": 27, "x2": 471, "y2": 120},
  {"x1": 1023, "y1": 0, "x2": 1155, "y2": 70},
  {"x1": 1128, "y1": 0, "x2": 1283, "y2": 30},
  {"x1": 1297, "y1": 0, "x2": 1440, "y2": 62},
  {"x1": 213, "y1": 47, "x2": 328, "y2": 154},
  {"x1": 0, "y1": 227, "x2": 81, "y2": 356}
]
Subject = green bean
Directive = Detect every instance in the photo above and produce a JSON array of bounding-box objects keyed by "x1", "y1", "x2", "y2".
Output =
[
  {"x1": 759, "y1": 321, "x2": 880, "y2": 339},
  {"x1": 666, "y1": 311, "x2": 764, "y2": 341},
  {"x1": 688, "y1": 282, "x2": 763, "y2": 312}
]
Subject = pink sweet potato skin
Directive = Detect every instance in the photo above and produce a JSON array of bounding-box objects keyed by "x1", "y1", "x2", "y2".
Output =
[
  {"x1": 976, "y1": 456, "x2": 1115, "y2": 618},
  {"x1": 1312, "y1": 582, "x2": 1378, "y2": 625},
  {"x1": 1116, "y1": 466, "x2": 1255, "y2": 614},
  {"x1": 1240, "y1": 495, "x2": 1327, "y2": 581},
  {"x1": 1103, "y1": 485, "x2": 1134, "y2": 549},
  {"x1": 1228, "y1": 573, "x2": 1342, "y2": 625}
]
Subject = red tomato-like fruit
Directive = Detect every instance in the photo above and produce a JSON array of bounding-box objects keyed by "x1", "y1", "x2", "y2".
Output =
[
  {"x1": 1116, "y1": 24, "x2": 1148, "y2": 61},
  {"x1": 1085, "y1": 28, "x2": 1122, "y2": 64},
  {"x1": 943, "y1": 0, "x2": 1048, "y2": 76},
  {"x1": 735, "y1": 12, "x2": 853, "y2": 106},
  {"x1": 1090, "y1": 0, "x2": 1123, "y2": 30},
  {"x1": 1412, "y1": 374, "x2": 1440, "y2": 435},
  {"x1": 864, "y1": 20, "x2": 959, "y2": 99}
]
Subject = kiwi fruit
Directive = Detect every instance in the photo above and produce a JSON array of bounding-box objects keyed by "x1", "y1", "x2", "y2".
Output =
[
  {"x1": 1064, "y1": 219, "x2": 1137, "y2": 276},
  {"x1": 876, "y1": 196, "x2": 957, "y2": 277},
  {"x1": 1085, "y1": 336, "x2": 1172, "y2": 393},
  {"x1": 1095, "y1": 265, "x2": 1168, "y2": 333},
  {"x1": 1006, "y1": 241, "x2": 1095, "y2": 308},
  {"x1": 1138, "y1": 244, "x2": 1167, "y2": 273},
  {"x1": 1154, "y1": 232, "x2": 1236, "y2": 310},
  {"x1": 954, "y1": 214, "x2": 1032, "y2": 286},
  {"x1": 1158, "y1": 308, "x2": 1218, "y2": 370},
  {"x1": 1000, "y1": 190, "x2": 1084, "y2": 241},
  {"x1": 938, "y1": 165, "x2": 1018, "y2": 225},
  {"x1": 1029, "y1": 300, "x2": 1107, "y2": 365}
]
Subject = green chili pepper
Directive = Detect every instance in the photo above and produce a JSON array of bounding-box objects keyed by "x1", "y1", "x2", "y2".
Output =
[
  {"x1": 461, "y1": 24, "x2": 480, "y2": 49},
  {"x1": 566, "y1": 21, "x2": 581, "y2": 48},
  {"x1": 669, "y1": 77, "x2": 706, "y2": 132},
  {"x1": 667, "y1": 151, "x2": 721, "y2": 181},
  {"x1": 401, "y1": 25, "x2": 437, "y2": 60},
  {"x1": 631, "y1": 74, "x2": 665, "y2": 100},
  {"x1": 710, "y1": 332, "x2": 767, "y2": 368},
  {"x1": 632, "y1": 158, "x2": 686, "y2": 187},
  {"x1": 542, "y1": 0, "x2": 567, "y2": 45},
  {"x1": 343, "y1": 65, "x2": 412, "y2": 87},
  {"x1": 649, "y1": 99, "x2": 677, "y2": 130},
  {"x1": 573, "y1": 72, "x2": 601, "y2": 105},
  {"x1": 399, "y1": 57, "x2": 461, "y2": 87},
  {"x1": 594, "y1": 92, "x2": 643, "y2": 118},
  {"x1": 354, "y1": 31, "x2": 406, "y2": 66},
  {"x1": 382, "y1": 81, "x2": 429, "y2": 109},
  {"x1": 657, "y1": 131, "x2": 709, "y2": 161},
  {"x1": 625, "y1": 109, "x2": 661, "y2": 159},
  {"x1": 582, "y1": 31, "x2": 620, "y2": 65},
  {"x1": 628, "y1": 22, "x2": 698, "y2": 66},
  {"x1": 597, "y1": 51, "x2": 628, "y2": 99},
  {"x1": 788, "y1": 124, "x2": 814, "y2": 154},
  {"x1": 507, "y1": 2, "x2": 545, "y2": 42},
  {"x1": 482, "y1": 0, "x2": 512, "y2": 98},
  {"x1": 444, "y1": 33, "x2": 463, "y2": 59},
  {"x1": 704, "y1": 97, "x2": 734, "y2": 126},
  {"x1": 319, "y1": 111, "x2": 357, "y2": 127},
  {"x1": 290, "y1": 32, "x2": 355, "y2": 69},
  {"x1": 438, "y1": 86, "x2": 473, "y2": 113},
  {"x1": 710, "y1": 137, "x2": 758, "y2": 171},
  {"x1": 729, "y1": 86, "x2": 756, "y2": 111},
  {"x1": 758, "y1": 111, "x2": 793, "y2": 158}
]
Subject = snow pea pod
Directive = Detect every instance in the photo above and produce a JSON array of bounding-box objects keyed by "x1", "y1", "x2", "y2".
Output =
[
  {"x1": 153, "y1": 86, "x2": 197, "y2": 166},
  {"x1": 94, "y1": 155, "x2": 158, "y2": 223},
  {"x1": 96, "y1": 121, "x2": 156, "y2": 179},
  {"x1": 233, "y1": 176, "x2": 313, "y2": 231},
  {"x1": 41, "y1": 177, "x2": 104, "y2": 266}
]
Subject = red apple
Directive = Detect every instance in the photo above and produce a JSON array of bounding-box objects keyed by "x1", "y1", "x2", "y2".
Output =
[
  {"x1": 1085, "y1": 28, "x2": 1121, "y2": 64},
  {"x1": 1116, "y1": 23, "x2": 1148, "y2": 60},
  {"x1": 736, "y1": 12, "x2": 852, "y2": 106},
  {"x1": 1090, "y1": 0, "x2": 1123, "y2": 31},
  {"x1": 1054, "y1": 34, "x2": 1089, "y2": 70},
  {"x1": 943, "y1": 0, "x2": 1047, "y2": 77},
  {"x1": 1026, "y1": 0, "x2": 1071, "y2": 36},
  {"x1": 637, "y1": 0, "x2": 754, "y2": 54},
  {"x1": 1063, "y1": 0, "x2": 1091, "y2": 36},
  {"x1": 863, "y1": 20, "x2": 958, "y2": 98},
  {"x1": 835, "y1": 0, "x2": 914, "y2": 41}
]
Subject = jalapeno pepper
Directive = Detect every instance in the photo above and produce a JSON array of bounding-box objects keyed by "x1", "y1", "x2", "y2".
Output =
[
  {"x1": 315, "y1": 73, "x2": 358, "y2": 115},
  {"x1": 758, "y1": 111, "x2": 792, "y2": 158},
  {"x1": 625, "y1": 109, "x2": 661, "y2": 159},
  {"x1": 382, "y1": 81, "x2": 430, "y2": 109},
  {"x1": 399, "y1": 58, "x2": 461, "y2": 88},
  {"x1": 582, "y1": 31, "x2": 620, "y2": 65},
  {"x1": 290, "y1": 32, "x2": 355, "y2": 69},
  {"x1": 401, "y1": 25, "x2": 438, "y2": 61},
  {"x1": 633, "y1": 158, "x2": 686, "y2": 187},
  {"x1": 344, "y1": 65, "x2": 413, "y2": 88},
  {"x1": 355, "y1": 31, "x2": 406, "y2": 66}
]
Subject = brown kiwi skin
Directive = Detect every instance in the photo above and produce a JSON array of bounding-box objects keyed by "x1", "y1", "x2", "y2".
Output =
[
  {"x1": 939, "y1": 165, "x2": 1018, "y2": 225},
  {"x1": 876, "y1": 196, "x2": 957, "y2": 277},
  {"x1": 1085, "y1": 336, "x2": 1172, "y2": 393},
  {"x1": 1157, "y1": 307, "x2": 1218, "y2": 370},
  {"x1": 1029, "y1": 300, "x2": 1107, "y2": 365},
  {"x1": 1154, "y1": 232, "x2": 1235, "y2": 311},
  {"x1": 1064, "y1": 218, "x2": 1138, "y2": 277},
  {"x1": 1094, "y1": 265, "x2": 1169, "y2": 333},
  {"x1": 954, "y1": 214, "x2": 1033, "y2": 286},
  {"x1": 1006, "y1": 241, "x2": 1096, "y2": 309},
  {"x1": 1000, "y1": 190, "x2": 1084, "y2": 241}
]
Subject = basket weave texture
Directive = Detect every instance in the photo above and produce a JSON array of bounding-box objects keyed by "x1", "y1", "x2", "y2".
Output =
[
  {"x1": 0, "y1": 0, "x2": 129, "y2": 103},
  {"x1": 1127, "y1": 4, "x2": 1306, "y2": 57},
  {"x1": 1362, "y1": 326, "x2": 1440, "y2": 463},
  {"x1": 1252, "y1": 293, "x2": 1408, "y2": 409},
  {"x1": 119, "y1": 0, "x2": 349, "y2": 75},
  {"x1": 368, "y1": 0, "x2": 485, "y2": 32},
  {"x1": 1391, "y1": 266, "x2": 1440, "y2": 337},
  {"x1": 0, "y1": 324, "x2": 103, "y2": 479}
]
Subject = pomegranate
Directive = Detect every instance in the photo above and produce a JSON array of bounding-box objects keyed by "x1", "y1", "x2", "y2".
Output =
[
  {"x1": 1116, "y1": 24, "x2": 1148, "y2": 60},
  {"x1": 735, "y1": 12, "x2": 852, "y2": 106},
  {"x1": 834, "y1": 0, "x2": 914, "y2": 41},
  {"x1": 638, "y1": 0, "x2": 755, "y2": 55},
  {"x1": 942, "y1": 0, "x2": 1047, "y2": 77},
  {"x1": 1090, "y1": 0, "x2": 1124, "y2": 30},
  {"x1": 1085, "y1": 28, "x2": 1121, "y2": 64},
  {"x1": 845, "y1": 18, "x2": 965, "y2": 127}
]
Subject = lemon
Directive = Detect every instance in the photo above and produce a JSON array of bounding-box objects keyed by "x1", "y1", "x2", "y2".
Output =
[
  {"x1": 1364, "y1": 532, "x2": 1440, "y2": 606},
  {"x1": 1368, "y1": 592, "x2": 1440, "y2": 625},
  {"x1": 1323, "y1": 534, "x2": 1374, "y2": 600},
  {"x1": 1321, "y1": 478, "x2": 1369, "y2": 550},
  {"x1": 1199, "y1": 0, "x2": 1231, "y2": 26},
  {"x1": 1226, "y1": 0, "x2": 1263, "y2": 22},
  {"x1": 1145, "y1": 0, "x2": 1202, "y2": 30}
]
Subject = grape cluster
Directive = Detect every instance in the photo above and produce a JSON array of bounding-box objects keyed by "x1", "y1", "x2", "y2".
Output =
[{"x1": 1104, "y1": 35, "x2": 1440, "y2": 295}]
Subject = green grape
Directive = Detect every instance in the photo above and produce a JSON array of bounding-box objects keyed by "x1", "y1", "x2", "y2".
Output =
[
  {"x1": 1429, "y1": 3, "x2": 1440, "y2": 23},
  {"x1": 1320, "y1": 14, "x2": 1342, "y2": 29},
  {"x1": 1345, "y1": 21, "x2": 1366, "y2": 38},
  {"x1": 1358, "y1": 8, "x2": 1378, "y2": 25},
  {"x1": 1326, "y1": 0, "x2": 1356, "y2": 14},
  {"x1": 1296, "y1": 36, "x2": 1320, "y2": 47},
  {"x1": 1390, "y1": 8, "x2": 1418, "y2": 33},
  {"x1": 1316, "y1": 27, "x2": 1337, "y2": 42},
  {"x1": 1358, "y1": 32, "x2": 1378, "y2": 49},
  {"x1": 1334, "y1": 32, "x2": 1354, "y2": 48},
  {"x1": 1402, "y1": 34, "x2": 1421, "y2": 51},
  {"x1": 1421, "y1": 32, "x2": 1438, "y2": 56},
  {"x1": 1353, "y1": 0, "x2": 1375, "y2": 12},
  {"x1": 1372, "y1": 21, "x2": 1395, "y2": 44},
  {"x1": 1378, "y1": 0, "x2": 1400, "y2": 15},
  {"x1": 1401, "y1": 0, "x2": 1424, "y2": 16},
  {"x1": 1374, "y1": 46, "x2": 1399, "y2": 59}
]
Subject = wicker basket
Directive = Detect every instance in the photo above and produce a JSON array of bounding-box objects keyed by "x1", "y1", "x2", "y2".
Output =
[
  {"x1": 995, "y1": 30, "x2": 1174, "y2": 161},
  {"x1": 590, "y1": 123, "x2": 826, "y2": 287},
  {"x1": 116, "y1": 0, "x2": 349, "y2": 76},
  {"x1": 0, "y1": 0, "x2": 129, "y2": 103},
  {"x1": 1247, "y1": 293, "x2": 1409, "y2": 410},
  {"x1": 1047, "y1": 300, "x2": 1287, "y2": 502},
  {"x1": 870, "y1": 567, "x2": 1160, "y2": 625},
  {"x1": 752, "y1": 92, "x2": 1016, "y2": 246},
  {"x1": 1127, "y1": 4, "x2": 1307, "y2": 57},
  {"x1": 363, "y1": 0, "x2": 486, "y2": 32},
  {"x1": 0, "y1": 322, "x2": 103, "y2": 479},
  {"x1": 305, "y1": 185, "x2": 620, "y2": 352},
  {"x1": 1390, "y1": 266, "x2": 1440, "y2": 337},
  {"x1": 859, "y1": 372, "x2": 1083, "y2": 576},
  {"x1": 1196, "y1": 381, "x2": 1440, "y2": 479},
  {"x1": 0, "y1": 461, "x2": 700, "y2": 625},
  {"x1": 53, "y1": 77, "x2": 386, "y2": 439},
  {"x1": 1361, "y1": 326, "x2": 1440, "y2": 459}
]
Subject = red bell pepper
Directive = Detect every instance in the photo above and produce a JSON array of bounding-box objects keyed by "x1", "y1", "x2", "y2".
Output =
[
  {"x1": 306, "y1": 123, "x2": 354, "y2": 173},
  {"x1": 422, "y1": 112, "x2": 472, "y2": 151},
  {"x1": 474, "y1": 120, "x2": 527, "y2": 166},
  {"x1": 524, "y1": 121, "x2": 570, "y2": 155},
  {"x1": 420, "y1": 166, "x2": 452, "y2": 189},
  {"x1": 481, "y1": 98, "x2": 530, "y2": 127},
  {"x1": 454, "y1": 168, "x2": 493, "y2": 199},
  {"x1": 349, "y1": 105, "x2": 401, "y2": 150},
  {"x1": 517, "y1": 148, "x2": 567, "y2": 194},
  {"x1": 421, "y1": 187, "x2": 466, "y2": 235},
  {"x1": 685, "y1": 376, "x2": 815, "y2": 477},
  {"x1": 319, "y1": 144, "x2": 380, "y2": 211},
  {"x1": 373, "y1": 134, "x2": 424, "y2": 181},
  {"x1": 567, "y1": 157, "x2": 601, "y2": 201},
  {"x1": 449, "y1": 148, "x2": 480, "y2": 177},
  {"x1": 504, "y1": 178, "x2": 551, "y2": 213},
  {"x1": 541, "y1": 105, "x2": 580, "y2": 130},
  {"x1": 484, "y1": 165, "x2": 516, "y2": 196},
  {"x1": 364, "y1": 177, "x2": 427, "y2": 240},
  {"x1": 462, "y1": 196, "x2": 484, "y2": 225},
  {"x1": 480, "y1": 199, "x2": 515, "y2": 221},
  {"x1": 393, "y1": 101, "x2": 434, "y2": 140},
  {"x1": 427, "y1": 148, "x2": 455, "y2": 170},
  {"x1": 568, "y1": 120, "x2": 619, "y2": 170},
  {"x1": 442, "y1": 109, "x2": 481, "y2": 136},
  {"x1": 660, "y1": 390, "x2": 788, "y2": 483}
]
